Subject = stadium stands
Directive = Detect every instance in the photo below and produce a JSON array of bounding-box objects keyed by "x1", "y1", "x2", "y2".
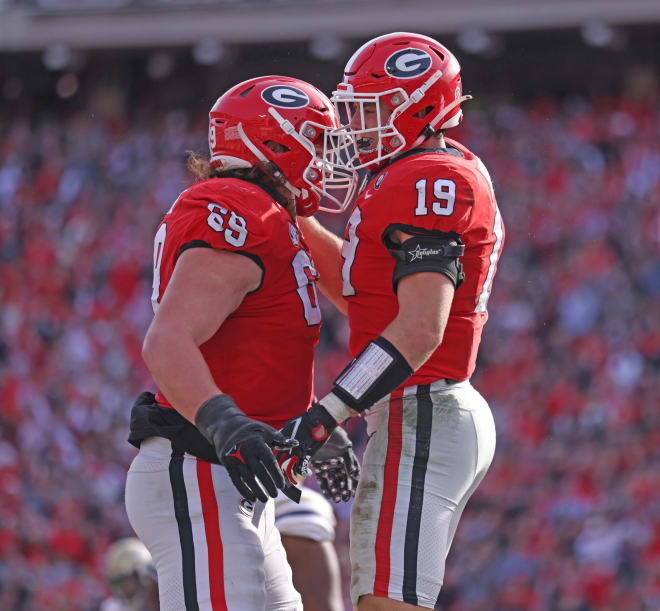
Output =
[
  {"x1": 1, "y1": 85, "x2": 659, "y2": 608},
  {"x1": 1, "y1": 12, "x2": 659, "y2": 608}
]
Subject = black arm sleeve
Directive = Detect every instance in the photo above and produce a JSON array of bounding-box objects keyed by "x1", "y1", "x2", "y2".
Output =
[{"x1": 388, "y1": 233, "x2": 465, "y2": 293}]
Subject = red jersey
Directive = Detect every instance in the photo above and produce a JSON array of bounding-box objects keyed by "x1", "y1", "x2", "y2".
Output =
[
  {"x1": 340, "y1": 138, "x2": 504, "y2": 384},
  {"x1": 151, "y1": 178, "x2": 321, "y2": 428}
]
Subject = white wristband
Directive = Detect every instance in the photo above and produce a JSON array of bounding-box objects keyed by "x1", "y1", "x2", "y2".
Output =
[{"x1": 319, "y1": 392, "x2": 356, "y2": 424}]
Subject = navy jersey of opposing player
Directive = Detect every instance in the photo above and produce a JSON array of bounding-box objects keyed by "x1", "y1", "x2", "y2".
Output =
[{"x1": 150, "y1": 177, "x2": 321, "y2": 428}]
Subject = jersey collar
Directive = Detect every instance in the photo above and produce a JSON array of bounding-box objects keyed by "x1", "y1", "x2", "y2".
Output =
[
  {"x1": 362, "y1": 145, "x2": 465, "y2": 192},
  {"x1": 394, "y1": 145, "x2": 465, "y2": 162}
]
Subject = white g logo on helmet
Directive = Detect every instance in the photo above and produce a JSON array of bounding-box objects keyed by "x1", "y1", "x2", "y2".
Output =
[
  {"x1": 384, "y1": 48, "x2": 432, "y2": 79},
  {"x1": 261, "y1": 85, "x2": 310, "y2": 108}
]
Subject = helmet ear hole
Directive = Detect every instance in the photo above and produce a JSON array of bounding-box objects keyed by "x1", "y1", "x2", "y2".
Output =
[
  {"x1": 413, "y1": 105, "x2": 434, "y2": 119},
  {"x1": 263, "y1": 140, "x2": 290, "y2": 154}
]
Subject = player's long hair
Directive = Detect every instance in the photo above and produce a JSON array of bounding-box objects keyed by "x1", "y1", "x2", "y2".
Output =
[
  {"x1": 187, "y1": 151, "x2": 258, "y2": 182},
  {"x1": 187, "y1": 151, "x2": 296, "y2": 216}
]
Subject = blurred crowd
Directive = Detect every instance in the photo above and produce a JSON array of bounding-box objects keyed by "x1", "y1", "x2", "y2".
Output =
[
  {"x1": 0, "y1": 88, "x2": 659, "y2": 610},
  {"x1": 7, "y1": 0, "x2": 273, "y2": 8}
]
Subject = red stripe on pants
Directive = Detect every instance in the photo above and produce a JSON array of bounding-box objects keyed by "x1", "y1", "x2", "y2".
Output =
[
  {"x1": 196, "y1": 460, "x2": 228, "y2": 611},
  {"x1": 373, "y1": 389, "x2": 404, "y2": 598}
]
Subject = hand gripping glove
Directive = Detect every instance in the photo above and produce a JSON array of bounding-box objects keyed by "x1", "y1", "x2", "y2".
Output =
[
  {"x1": 311, "y1": 426, "x2": 360, "y2": 502},
  {"x1": 195, "y1": 394, "x2": 295, "y2": 503},
  {"x1": 275, "y1": 402, "x2": 338, "y2": 486}
]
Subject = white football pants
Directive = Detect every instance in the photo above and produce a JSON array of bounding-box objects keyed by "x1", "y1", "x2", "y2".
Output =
[
  {"x1": 350, "y1": 379, "x2": 496, "y2": 608},
  {"x1": 125, "y1": 437, "x2": 302, "y2": 611}
]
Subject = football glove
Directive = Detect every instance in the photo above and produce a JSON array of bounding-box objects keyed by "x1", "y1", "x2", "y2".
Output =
[
  {"x1": 195, "y1": 394, "x2": 296, "y2": 503},
  {"x1": 275, "y1": 402, "x2": 338, "y2": 486},
  {"x1": 312, "y1": 426, "x2": 360, "y2": 502}
]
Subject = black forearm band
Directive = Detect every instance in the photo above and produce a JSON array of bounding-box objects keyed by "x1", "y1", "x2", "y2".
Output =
[
  {"x1": 389, "y1": 234, "x2": 465, "y2": 293},
  {"x1": 194, "y1": 394, "x2": 257, "y2": 461},
  {"x1": 331, "y1": 336, "x2": 414, "y2": 412}
]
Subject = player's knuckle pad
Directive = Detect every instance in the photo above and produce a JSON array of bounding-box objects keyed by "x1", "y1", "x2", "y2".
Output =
[{"x1": 388, "y1": 233, "x2": 465, "y2": 291}]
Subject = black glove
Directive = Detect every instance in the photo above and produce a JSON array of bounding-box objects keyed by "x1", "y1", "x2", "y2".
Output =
[
  {"x1": 195, "y1": 394, "x2": 295, "y2": 503},
  {"x1": 276, "y1": 402, "x2": 338, "y2": 485},
  {"x1": 312, "y1": 426, "x2": 360, "y2": 502}
]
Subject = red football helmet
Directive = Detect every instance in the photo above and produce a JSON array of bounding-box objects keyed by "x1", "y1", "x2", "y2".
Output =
[
  {"x1": 208, "y1": 75, "x2": 356, "y2": 216},
  {"x1": 329, "y1": 32, "x2": 471, "y2": 170}
]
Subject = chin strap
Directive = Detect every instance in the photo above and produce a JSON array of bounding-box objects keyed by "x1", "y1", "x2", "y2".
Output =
[
  {"x1": 267, "y1": 107, "x2": 317, "y2": 203},
  {"x1": 236, "y1": 122, "x2": 307, "y2": 201},
  {"x1": 389, "y1": 70, "x2": 443, "y2": 124},
  {"x1": 267, "y1": 107, "x2": 315, "y2": 156},
  {"x1": 410, "y1": 94, "x2": 473, "y2": 149}
]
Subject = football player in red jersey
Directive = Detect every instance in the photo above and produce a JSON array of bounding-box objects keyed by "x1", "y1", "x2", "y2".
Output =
[
  {"x1": 276, "y1": 33, "x2": 505, "y2": 610},
  {"x1": 124, "y1": 75, "x2": 357, "y2": 610}
]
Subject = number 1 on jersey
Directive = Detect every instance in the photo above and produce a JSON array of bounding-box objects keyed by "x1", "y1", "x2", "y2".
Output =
[
  {"x1": 341, "y1": 206, "x2": 362, "y2": 297},
  {"x1": 475, "y1": 205, "x2": 504, "y2": 312}
]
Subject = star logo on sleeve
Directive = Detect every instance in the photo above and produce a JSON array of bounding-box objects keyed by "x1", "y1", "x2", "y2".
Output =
[
  {"x1": 408, "y1": 244, "x2": 424, "y2": 261},
  {"x1": 408, "y1": 244, "x2": 443, "y2": 262}
]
